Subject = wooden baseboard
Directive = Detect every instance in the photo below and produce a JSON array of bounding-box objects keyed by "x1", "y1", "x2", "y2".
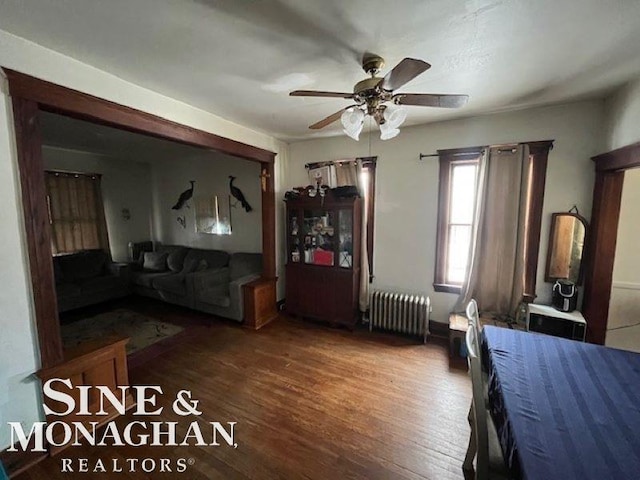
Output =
[{"x1": 0, "y1": 437, "x2": 48, "y2": 479}]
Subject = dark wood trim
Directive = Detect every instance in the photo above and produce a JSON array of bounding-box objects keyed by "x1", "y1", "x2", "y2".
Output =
[
  {"x1": 434, "y1": 155, "x2": 480, "y2": 288},
  {"x1": 434, "y1": 141, "x2": 552, "y2": 300},
  {"x1": 4, "y1": 69, "x2": 276, "y2": 164},
  {"x1": 261, "y1": 161, "x2": 276, "y2": 279},
  {"x1": 523, "y1": 143, "x2": 552, "y2": 300},
  {"x1": 12, "y1": 97, "x2": 64, "y2": 368},
  {"x1": 0, "y1": 438, "x2": 48, "y2": 478},
  {"x1": 436, "y1": 145, "x2": 485, "y2": 159},
  {"x1": 592, "y1": 141, "x2": 640, "y2": 172},
  {"x1": 582, "y1": 170, "x2": 625, "y2": 344},
  {"x1": 433, "y1": 283, "x2": 462, "y2": 294},
  {"x1": 363, "y1": 160, "x2": 376, "y2": 280},
  {"x1": 581, "y1": 141, "x2": 640, "y2": 344},
  {"x1": 5, "y1": 68, "x2": 278, "y2": 377}
]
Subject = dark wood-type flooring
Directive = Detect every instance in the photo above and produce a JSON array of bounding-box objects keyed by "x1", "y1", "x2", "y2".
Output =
[{"x1": 18, "y1": 299, "x2": 471, "y2": 480}]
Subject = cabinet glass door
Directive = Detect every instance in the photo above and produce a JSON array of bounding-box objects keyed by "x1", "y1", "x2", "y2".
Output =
[
  {"x1": 338, "y1": 209, "x2": 353, "y2": 269},
  {"x1": 288, "y1": 210, "x2": 301, "y2": 263},
  {"x1": 303, "y1": 209, "x2": 335, "y2": 266}
]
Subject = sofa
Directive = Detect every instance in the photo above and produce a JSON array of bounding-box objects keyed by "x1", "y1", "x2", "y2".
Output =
[
  {"x1": 53, "y1": 249, "x2": 130, "y2": 312},
  {"x1": 130, "y1": 245, "x2": 262, "y2": 322}
]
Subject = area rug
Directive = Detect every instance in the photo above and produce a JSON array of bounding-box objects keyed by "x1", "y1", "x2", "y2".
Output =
[{"x1": 62, "y1": 309, "x2": 185, "y2": 354}]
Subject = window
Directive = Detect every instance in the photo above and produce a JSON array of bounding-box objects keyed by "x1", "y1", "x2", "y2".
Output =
[
  {"x1": 434, "y1": 143, "x2": 552, "y2": 300},
  {"x1": 45, "y1": 170, "x2": 110, "y2": 255},
  {"x1": 434, "y1": 151, "x2": 481, "y2": 293}
]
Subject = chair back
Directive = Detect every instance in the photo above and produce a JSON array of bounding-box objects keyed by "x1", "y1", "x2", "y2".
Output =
[{"x1": 466, "y1": 319, "x2": 489, "y2": 480}]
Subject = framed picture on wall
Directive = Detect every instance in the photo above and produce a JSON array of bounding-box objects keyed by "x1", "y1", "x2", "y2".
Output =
[{"x1": 195, "y1": 195, "x2": 232, "y2": 235}]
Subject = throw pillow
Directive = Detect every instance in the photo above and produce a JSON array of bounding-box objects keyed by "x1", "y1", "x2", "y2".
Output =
[
  {"x1": 196, "y1": 259, "x2": 208, "y2": 272},
  {"x1": 143, "y1": 252, "x2": 168, "y2": 272}
]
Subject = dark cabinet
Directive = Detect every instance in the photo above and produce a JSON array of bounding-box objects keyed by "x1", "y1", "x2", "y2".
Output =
[{"x1": 285, "y1": 192, "x2": 362, "y2": 327}]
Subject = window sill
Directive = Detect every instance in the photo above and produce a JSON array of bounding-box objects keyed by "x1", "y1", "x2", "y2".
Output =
[{"x1": 433, "y1": 283, "x2": 462, "y2": 294}]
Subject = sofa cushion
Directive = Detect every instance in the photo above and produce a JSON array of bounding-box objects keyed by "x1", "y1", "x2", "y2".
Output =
[
  {"x1": 143, "y1": 252, "x2": 168, "y2": 272},
  {"x1": 79, "y1": 275, "x2": 123, "y2": 295},
  {"x1": 58, "y1": 250, "x2": 108, "y2": 281},
  {"x1": 131, "y1": 270, "x2": 173, "y2": 289},
  {"x1": 229, "y1": 253, "x2": 262, "y2": 280},
  {"x1": 55, "y1": 282, "x2": 81, "y2": 299},
  {"x1": 183, "y1": 249, "x2": 229, "y2": 271},
  {"x1": 52, "y1": 258, "x2": 65, "y2": 284},
  {"x1": 153, "y1": 275, "x2": 187, "y2": 296},
  {"x1": 159, "y1": 245, "x2": 189, "y2": 272}
]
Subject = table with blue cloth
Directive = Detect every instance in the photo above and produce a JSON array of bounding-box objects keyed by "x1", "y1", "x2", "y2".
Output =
[{"x1": 481, "y1": 325, "x2": 640, "y2": 480}]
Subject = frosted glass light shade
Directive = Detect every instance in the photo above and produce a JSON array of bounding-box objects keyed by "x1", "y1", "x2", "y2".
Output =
[
  {"x1": 379, "y1": 124, "x2": 400, "y2": 140},
  {"x1": 341, "y1": 107, "x2": 364, "y2": 141},
  {"x1": 384, "y1": 107, "x2": 407, "y2": 129}
]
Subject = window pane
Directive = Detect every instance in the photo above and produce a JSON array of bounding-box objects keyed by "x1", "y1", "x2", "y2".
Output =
[
  {"x1": 450, "y1": 164, "x2": 477, "y2": 224},
  {"x1": 447, "y1": 225, "x2": 471, "y2": 284}
]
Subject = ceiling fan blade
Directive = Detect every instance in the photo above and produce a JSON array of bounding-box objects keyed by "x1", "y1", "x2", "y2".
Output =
[
  {"x1": 309, "y1": 106, "x2": 355, "y2": 130},
  {"x1": 290, "y1": 90, "x2": 355, "y2": 99},
  {"x1": 393, "y1": 93, "x2": 469, "y2": 108},
  {"x1": 380, "y1": 58, "x2": 431, "y2": 91}
]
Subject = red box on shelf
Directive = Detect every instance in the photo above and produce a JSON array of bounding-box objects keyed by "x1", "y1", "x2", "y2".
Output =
[{"x1": 313, "y1": 249, "x2": 334, "y2": 266}]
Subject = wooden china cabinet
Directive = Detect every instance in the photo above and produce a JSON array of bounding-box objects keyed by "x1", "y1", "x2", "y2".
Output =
[{"x1": 285, "y1": 191, "x2": 362, "y2": 327}]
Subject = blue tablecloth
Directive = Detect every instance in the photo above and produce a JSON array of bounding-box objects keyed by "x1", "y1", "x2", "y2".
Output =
[{"x1": 482, "y1": 326, "x2": 640, "y2": 480}]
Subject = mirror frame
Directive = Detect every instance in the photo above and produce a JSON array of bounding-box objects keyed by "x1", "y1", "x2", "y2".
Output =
[{"x1": 545, "y1": 212, "x2": 589, "y2": 285}]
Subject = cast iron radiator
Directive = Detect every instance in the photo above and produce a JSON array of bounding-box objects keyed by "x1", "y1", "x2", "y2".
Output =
[{"x1": 369, "y1": 291, "x2": 431, "y2": 343}]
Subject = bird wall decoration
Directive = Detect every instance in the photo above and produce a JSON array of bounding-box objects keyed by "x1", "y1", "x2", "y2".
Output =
[
  {"x1": 172, "y1": 180, "x2": 195, "y2": 210},
  {"x1": 229, "y1": 176, "x2": 252, "y2": 212}
]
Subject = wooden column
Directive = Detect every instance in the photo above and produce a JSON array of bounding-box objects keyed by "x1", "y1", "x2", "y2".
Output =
[
  {"x1": 12, "y1": 97, "x2": 63, "y2": 368},
  {"x1": 582, "y1": 170, "x2": 625, "y2": 344}
]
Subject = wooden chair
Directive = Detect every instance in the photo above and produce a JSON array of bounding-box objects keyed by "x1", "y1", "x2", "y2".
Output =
[{"x1": 462, "y1": 303, "x2": 507, "y2": 480}]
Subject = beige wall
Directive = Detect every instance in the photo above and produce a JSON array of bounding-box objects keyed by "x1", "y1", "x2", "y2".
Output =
[
  {"x1": 0, "y1": 28, "x2": 287, "y2": 450},
  {"x1": 604, "y1": 77, "x2": 640, "y2": 150},
  {"x1": 150, "y1": 151, "x2": 262, "y2": 253},
  {"x1": 286, "y1": 101, "x2": 605, "y2": 324},
  {"x1": 42, "y1": 147, "x2": 154, "y2": 262}
]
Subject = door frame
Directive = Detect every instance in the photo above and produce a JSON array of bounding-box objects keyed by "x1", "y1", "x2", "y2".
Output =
[
  {"x1": 582, "y1": 141, "x2": 640, "y2": 344},
  {"x1": 4, "y1": 68, "x2": 277, "y2": 368}
]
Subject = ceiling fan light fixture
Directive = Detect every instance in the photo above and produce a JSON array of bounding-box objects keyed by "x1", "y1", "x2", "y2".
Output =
[
  {"x1": 341, "y1": 107, "x2": 364, "y2": 141},
  {"x1": 383, "y1": 106, "x2": 407, "y2": 130},
  {"x1": 379, "y1": 123, "x2": 400, "y2": 141}
]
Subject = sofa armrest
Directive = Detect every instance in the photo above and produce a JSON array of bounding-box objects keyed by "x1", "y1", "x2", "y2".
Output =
[
  {"x1": 188, "y1": 267, "x2": 231, "y2": 293},
  {"x1": 229, "y1": 273, "x2": 261, "y2": 306}
]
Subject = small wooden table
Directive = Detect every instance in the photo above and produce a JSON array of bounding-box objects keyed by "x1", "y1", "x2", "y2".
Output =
[
  {"x1": 448, "y1": 313, "x2": 525, "y2": 356},
  {"x1": 243, "y1": 277, "x2": 278, "y2": 330}
]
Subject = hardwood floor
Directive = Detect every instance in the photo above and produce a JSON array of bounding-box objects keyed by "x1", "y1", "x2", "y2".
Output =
[{"x1": 18, "y1": 308, "x2": 471, "y2": 480}]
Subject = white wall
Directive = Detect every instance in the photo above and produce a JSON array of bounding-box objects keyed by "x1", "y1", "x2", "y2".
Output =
[
  {"x1": 42, "y1": 147, "x2": 153, "y2": 262},
  {"x1": 606, "y1": 168, "x2": 640, "y2": 351},
  {"x1": 151, "y1": 151, "x2": 262, "y2": 253},
  {"x1": 287, "y1": 101, "x2": 605, "y2": 324},
  {"x1": 604, "y1": 77, "x2": 640, "y2": 150},
  {"x1": 0, "y1": 28, "x2": 287, "y2": 451}
]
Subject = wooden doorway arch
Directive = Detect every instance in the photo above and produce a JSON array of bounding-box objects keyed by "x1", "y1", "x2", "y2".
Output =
[
  {"x1": 4, "y1": 69, "x2": 277, "y2": 368},
  {"x1": 582, "y1": 141, "x2": 640, "y2": 344}
]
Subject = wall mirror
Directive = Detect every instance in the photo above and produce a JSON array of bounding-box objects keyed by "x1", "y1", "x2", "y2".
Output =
[
  {"x1": 545, "y1": 211, "x2": 588, "y2": 284},
  {"x1": 195, "y1": 195, "x2": 232, "y2": 235}
]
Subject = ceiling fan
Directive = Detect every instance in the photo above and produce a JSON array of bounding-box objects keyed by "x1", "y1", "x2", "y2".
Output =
[{"x1": 290, "y1": 53, "x2": 469, "y2": 140}]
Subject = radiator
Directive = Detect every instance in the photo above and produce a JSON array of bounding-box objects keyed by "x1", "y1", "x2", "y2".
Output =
[{"x1": 369, "y1": 291, "x2": 431, "y2": 343}]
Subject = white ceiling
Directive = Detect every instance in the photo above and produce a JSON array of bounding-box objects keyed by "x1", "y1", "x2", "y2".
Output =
[{"x1": 2, "y1": 0, "x2": 640, "y2": 141}]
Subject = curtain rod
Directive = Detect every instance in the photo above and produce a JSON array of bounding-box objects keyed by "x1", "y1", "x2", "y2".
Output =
[
  {"x1": 305, "y1": 156, "x2": 377, "y2": 170},
  {"x1": 419, "y1": 140, "x2": 554, "y2": 161},
  {"x1": 46, "y1": 169, "x2": 102, "y2": 178}
]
